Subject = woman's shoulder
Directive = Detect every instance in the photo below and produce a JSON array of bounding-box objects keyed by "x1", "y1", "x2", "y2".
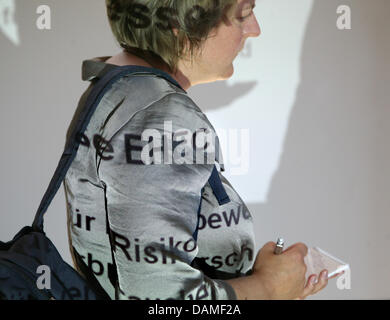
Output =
[
  {"x1": 82, "y1": 56, "x2": 206, "y2": 122},
  {"x1": 98, "y1": 72, "x2": 216, "y2": 143},
  {"x1": 79, "y1": 56, "x2": 220, "y2": 161}
]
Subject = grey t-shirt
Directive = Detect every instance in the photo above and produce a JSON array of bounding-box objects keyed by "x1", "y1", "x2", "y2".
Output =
[{"x1": 63, "y1": 57, "x2": 255, "y2": 300}]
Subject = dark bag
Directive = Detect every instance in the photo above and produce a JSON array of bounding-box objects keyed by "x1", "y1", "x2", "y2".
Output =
[{"x1": 0, "y1": 64, "x2": 187, "y2": 300}]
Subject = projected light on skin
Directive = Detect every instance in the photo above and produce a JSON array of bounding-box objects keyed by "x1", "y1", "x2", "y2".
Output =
[{"x1": 0, "y1": 0, "x2": 19, "y2": 45}]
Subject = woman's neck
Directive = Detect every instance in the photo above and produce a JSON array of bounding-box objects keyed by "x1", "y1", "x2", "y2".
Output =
[{"x1": 105, "y1": 51, "x2": 192, "y2": 91}]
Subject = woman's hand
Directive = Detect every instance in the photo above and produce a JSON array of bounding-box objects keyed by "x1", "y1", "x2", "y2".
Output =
[
  {"x1": 250, "y1": 241, "x2": 308, "y2": 299},
  {"x1": 225, "y1": 241, "x2": 332, "y2": 300},
  {"x1": 295, "y1": 270, "x2": 344, "y2": 300}
]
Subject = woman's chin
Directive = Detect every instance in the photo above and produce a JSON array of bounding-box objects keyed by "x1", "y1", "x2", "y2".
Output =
[
  {"x1": 203, "y1": 65, "x2": 234, "y2": 83},
  {"x1": 224, "y1": 63, "x2": 235, "y2": 78}
]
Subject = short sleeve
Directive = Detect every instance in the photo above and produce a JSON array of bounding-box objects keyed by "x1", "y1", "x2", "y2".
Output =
[{"x1": 98, "y1": 92, "x2": 237, "y2": 300}]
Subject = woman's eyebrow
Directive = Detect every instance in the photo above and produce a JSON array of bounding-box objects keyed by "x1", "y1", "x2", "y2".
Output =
[
  {"x1": 235, "y1": 0, "x2": 256, "y2": 16},
  {"x1": 240, "y1": 1, "x2": 256, "y2": 10}
]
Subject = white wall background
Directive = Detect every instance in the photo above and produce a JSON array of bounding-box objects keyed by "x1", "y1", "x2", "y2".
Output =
[{"x1": 0, "y1": 0, "x2": 389, "y2": 299}]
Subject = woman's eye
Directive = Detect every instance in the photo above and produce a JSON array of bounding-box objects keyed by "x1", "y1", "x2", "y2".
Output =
[{"x1": 237, "y1": 11, "x2": 253, "y2": 21}]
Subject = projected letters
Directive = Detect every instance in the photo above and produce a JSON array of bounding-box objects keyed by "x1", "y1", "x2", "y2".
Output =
[{"x1": 0, "y1": 0, "x2": 19, "y2": 45}]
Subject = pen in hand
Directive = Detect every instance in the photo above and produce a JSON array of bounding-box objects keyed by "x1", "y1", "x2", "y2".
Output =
[{"x1": 274, "y1": 237, "x2": 284, "y2": 255}]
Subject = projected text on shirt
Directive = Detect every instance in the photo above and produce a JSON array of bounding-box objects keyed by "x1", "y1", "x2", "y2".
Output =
[
  {"x1": 126, "y1": 123, "x2": 218, "y2": 165},
  {"x1": 77, "y1": 121, "x2": 250, "y2": 174}
]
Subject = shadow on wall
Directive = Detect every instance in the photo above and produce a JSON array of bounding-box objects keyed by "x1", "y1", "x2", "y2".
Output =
[
  {"x1": 188, "y1": 80, "x2": 258, "y2": 112},
  {"x1": 246, "y1": 0, "x2": 389, "y2": 299}
]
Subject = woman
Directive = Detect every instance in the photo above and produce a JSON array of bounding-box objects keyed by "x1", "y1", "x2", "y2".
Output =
[{"x1": 64, "y1": 0, "x2": 331, "y2": 300}]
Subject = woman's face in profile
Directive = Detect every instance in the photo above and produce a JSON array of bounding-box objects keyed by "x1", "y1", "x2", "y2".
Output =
[{"x1": 190, "y1": 0, "x2": 261, "y2": 82}]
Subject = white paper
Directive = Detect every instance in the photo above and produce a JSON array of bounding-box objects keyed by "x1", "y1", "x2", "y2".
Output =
[{"x1": 304, "y1": 247, "x2": 350, "y2": 279}]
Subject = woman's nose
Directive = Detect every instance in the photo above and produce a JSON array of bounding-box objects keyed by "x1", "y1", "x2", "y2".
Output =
[{"x1": 245, "y1": 15, "x2": 261, "y2": 38}]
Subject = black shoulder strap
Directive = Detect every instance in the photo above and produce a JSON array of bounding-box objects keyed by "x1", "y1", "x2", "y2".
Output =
[{"x1": 32, "y1": 64, "x2": 185, "y2": 232}]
